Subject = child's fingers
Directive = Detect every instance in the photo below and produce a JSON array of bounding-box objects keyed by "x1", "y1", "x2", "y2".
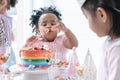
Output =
[
  {"x1": 57, "y1": 21, "x2": 67, "y2": 32},
  {"x1": 26, "y1": 36, "x2": 38, "y2": 45},
  {"x1": 27, "y1": 36, "x2": 37, "y2": 42},
  {"x1": 51, "y1": 26, "x2": 57, "y2": 31},
  {"x1": 50, "y1": 21, "x2": 60, "y2": 31},
  {"x1": 40, "y1": 28, "x2": 49, "y2": 35},
  {"x1": 54, "y1": 21, "x2": 62, "y2": 30}
]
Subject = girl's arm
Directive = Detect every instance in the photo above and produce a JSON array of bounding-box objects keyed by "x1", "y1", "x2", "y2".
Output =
[
  {"x1": 24, "y1": 35, "x2": 38, "y2": 47},
  {"x1": 57, "y1": 21, "x2": 78, "y2": 49},
  {"x1": 64, "y1": 28, "x2": 78, "y2": 49}
]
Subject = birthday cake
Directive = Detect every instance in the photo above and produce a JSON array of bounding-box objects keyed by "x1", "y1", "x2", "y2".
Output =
[{"x1": 19, "y1": 45, "x2": 53, "y2": 67}]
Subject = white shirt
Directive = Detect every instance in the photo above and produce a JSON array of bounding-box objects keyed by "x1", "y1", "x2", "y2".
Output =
[{"x1": 97, "y1": 37, "x2": 120, "y2": 80}]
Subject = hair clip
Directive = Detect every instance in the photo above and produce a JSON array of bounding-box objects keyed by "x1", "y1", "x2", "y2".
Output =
[{"x1": 113, "y1": 8, "x2": 120, "y2": 13}]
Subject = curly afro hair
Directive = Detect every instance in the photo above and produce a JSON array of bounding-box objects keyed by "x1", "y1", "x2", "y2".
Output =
[{"x1": 29, "y1": 6, "x2": 62, "y2": 34}]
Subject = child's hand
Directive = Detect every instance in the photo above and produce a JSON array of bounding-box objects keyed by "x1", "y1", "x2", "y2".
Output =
[
  {"x1": 56, "y1": 21, "x2": 69, "y2": 33},
  {"x1": 26, "y1": 35, "x2": 38, "y2": 46},
  {"x1": 40, "y1": 27, "x2": 49, "y2": 36}
]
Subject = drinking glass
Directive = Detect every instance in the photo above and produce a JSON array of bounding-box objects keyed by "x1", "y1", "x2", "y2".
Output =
[{"x1": 0, "y1": 41, "x2": 10, "y2": 79}]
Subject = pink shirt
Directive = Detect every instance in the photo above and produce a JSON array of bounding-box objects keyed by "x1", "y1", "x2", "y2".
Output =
[
  {"x1": 28, "y1": 34, "x2": 79, "y2": 76},
  {"x1": 97, "y1": 37, "x2": 120, "y2": 80}
]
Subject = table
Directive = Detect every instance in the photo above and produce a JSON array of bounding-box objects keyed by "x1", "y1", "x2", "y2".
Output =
[{"x1": 9, "y1": 65, "x2": 84, "y2": 80}]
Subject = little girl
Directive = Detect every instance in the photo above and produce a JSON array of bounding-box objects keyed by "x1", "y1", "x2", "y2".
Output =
[
  {"x1": 24, "y1": 6, "x2": 79, "y2": 78},
  {"x1": 81, "y1": 0, "x2": 120, "y2": 80},
  {"x1": 0, "y1": 0, "x2": 17, "y2": 72}
]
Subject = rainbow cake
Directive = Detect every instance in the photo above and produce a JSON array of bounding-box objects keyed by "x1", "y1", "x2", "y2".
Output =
[{"x1": 19, "y1": 45, "x2": 53, "y2": 67}]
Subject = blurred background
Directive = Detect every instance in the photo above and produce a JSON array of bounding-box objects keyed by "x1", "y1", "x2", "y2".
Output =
[{"x1": 8, "y1": 0, "x2": 106, "y2": 70}]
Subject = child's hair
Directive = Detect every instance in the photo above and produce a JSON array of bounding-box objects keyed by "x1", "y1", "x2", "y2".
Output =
[
  {"x1": 0, "y1": 0, "x2": 18, "y2": 10},
  {"x1": 0, "y1": 0, "x2": 2, "y2": 3},
  {"x1": 29, "y1": 6, "x2": 62, "y2": 34},
  {"x1": 7, "y1": 0, "x2": 18, "y2": 10},
  {"x1": 81, "y1": 0, "x2": 120, "y2": 37}
]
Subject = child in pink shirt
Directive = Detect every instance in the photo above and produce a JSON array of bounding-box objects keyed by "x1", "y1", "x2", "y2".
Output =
[
  {"x1": 24, "y1": 6, "x2": 79, "y2": 78},
  {"x1": 81, "y1": 0, "x2": 120, "y2": 80}
]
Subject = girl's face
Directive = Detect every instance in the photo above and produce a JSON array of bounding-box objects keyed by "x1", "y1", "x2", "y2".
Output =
[
  {"x1": 38, "y1": 13, "x2": 59, "y2": 42},
  {"x1": 82, "y1": 8, "x2": 111, "y2": 37}
]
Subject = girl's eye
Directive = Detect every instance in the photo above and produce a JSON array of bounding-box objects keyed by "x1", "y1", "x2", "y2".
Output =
[
  {"x1": 42, "y1": 23, "x2": 47, "y2": 26},
  {"x1": 51, "y1": 23, "x2": 56, "y2": 26}
]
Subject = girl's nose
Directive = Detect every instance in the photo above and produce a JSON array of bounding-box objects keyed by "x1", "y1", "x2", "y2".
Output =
[{"x1": 46, "y1": 24, "x2": 52, "y2": 28}]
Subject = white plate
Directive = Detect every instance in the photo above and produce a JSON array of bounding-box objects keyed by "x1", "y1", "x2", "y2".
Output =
[
  {"x1": 9, "y1": 65, "x2": 48, "y2": 74},
  {"x1": 15, "y1": 69, "x2": 48, "y2": 74}
]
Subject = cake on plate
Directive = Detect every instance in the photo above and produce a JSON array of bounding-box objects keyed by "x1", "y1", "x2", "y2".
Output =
[{"x1": 19, "y1": 45, "x2": 53, "y2": 67}]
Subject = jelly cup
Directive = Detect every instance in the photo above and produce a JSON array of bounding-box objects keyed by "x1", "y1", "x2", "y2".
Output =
[
  {"x1": 48, "y1": 49, "x2": 74, "y2": 80},
  {"x1": 52, "y1": 49, "x2": 73, "y2": 68},
  {"x1": 48, "y1": 66, "x2": 69, "y2": 80}
]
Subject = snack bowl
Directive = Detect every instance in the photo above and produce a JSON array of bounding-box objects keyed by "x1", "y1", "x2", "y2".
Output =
[{"x1": 52, "y1": 49, "x2": 73, "y2": 68}]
